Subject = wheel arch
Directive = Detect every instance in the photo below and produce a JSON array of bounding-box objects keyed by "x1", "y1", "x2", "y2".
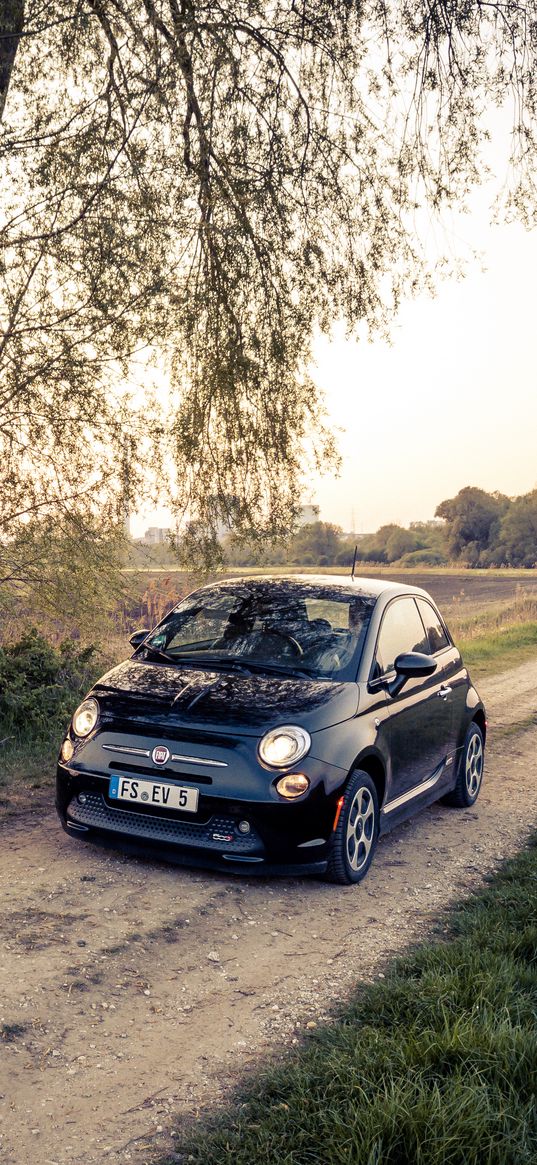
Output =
[
  {"x1": 351, "y1": 752, "x2": 386, "y2": 810},
  {"x1": 471, "y1": 707, "x2": 487, "y2": 743}
]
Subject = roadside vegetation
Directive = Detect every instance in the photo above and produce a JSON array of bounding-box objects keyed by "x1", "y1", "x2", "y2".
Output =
[
  {"x1": 0, "y1": 631, "x2": 103, "y2": 788},
  {"x1": 162, "y1": 834, "x2": 537, "y2": 1165},
  {"x1": 458, "y1": 622, "x2": 537, "y2": 680},
  {"x1": 448, "y1": 590, "x2": 537, "y2": 680}
]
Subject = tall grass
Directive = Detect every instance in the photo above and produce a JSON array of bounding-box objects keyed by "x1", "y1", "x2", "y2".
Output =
[
  {"x1": 446, "y1": 589, "x2": 537, "y2": 678},
  {"x1": 447, "y1": 586, "x2": 537, "y2": 639},
  {"x1": 164, "y1": 837, "x2": 537, "y2": 1165}
]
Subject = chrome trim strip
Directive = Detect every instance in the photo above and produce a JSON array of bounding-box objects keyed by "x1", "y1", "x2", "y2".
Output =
[
  {"x1": 383, "y1": 762, "x2": 446, "y2": 814},
  {"x1": 101, "y1": 743, "x2": 227, "y2": 768},
  {"x1": 102, "y1": 744, "x2": 151, "y2": 757},
  {"x1": 222, "y1": 854, "x2": 263, "y2": 863},
  {"x1": 171, "y1": 753, "x2": 227, "y2": 768}
]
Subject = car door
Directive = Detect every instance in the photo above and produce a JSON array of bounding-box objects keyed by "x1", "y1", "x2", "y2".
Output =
[{"x1": 371, "y1": 596, "x2": 452, "y2": 799}]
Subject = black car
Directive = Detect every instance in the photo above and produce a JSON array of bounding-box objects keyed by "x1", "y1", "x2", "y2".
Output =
[{"x1": 56, "y1": 575, "x2": 486, "y2": 884}]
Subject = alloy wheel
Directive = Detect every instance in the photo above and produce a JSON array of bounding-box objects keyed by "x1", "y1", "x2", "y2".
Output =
[
  {"x1": 346, "y1": 786, "x2": 375, "y2": 872},
  {"x1": 465, "y1": 732, "x2": 484, "y2": 798}
]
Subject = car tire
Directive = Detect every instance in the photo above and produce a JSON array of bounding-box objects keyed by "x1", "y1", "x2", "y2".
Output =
[
  {"x1": 443, "y1": 722, "x2": 484, "y2": 808},
  {"x1": 324, "y1": 770, "x2": 379, "y2": 885}
]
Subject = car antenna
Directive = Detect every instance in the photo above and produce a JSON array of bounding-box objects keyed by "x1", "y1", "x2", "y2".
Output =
[{"x1": 351, "y1": 544, "x2": 358, "y2": 581}]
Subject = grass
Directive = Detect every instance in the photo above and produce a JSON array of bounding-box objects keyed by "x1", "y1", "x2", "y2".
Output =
[
  {"x1": 0, "y1": 737, "x2": 61, "y2": 790},
  {"x1": 123, "y1": 565, "x2": 537, "y2": 578},
  {"x1": 162, "y1": 836, "x2": 537, "y2": 1165},
  {"x1": 448, "y1": 590, "x2": 537, "y2": 679},
  {"x1": 458, "y1": 621, "x2": 537, "y2": 679}
]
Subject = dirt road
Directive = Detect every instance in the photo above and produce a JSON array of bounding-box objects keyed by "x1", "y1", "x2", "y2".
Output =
[{"x1": 1, "y1": 660, "x2": 537, "y2": 1165}]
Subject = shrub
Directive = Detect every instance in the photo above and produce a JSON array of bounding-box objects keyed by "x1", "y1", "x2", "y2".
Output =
[
  {"x1": 400, "y1": 549, "x2": 448, "y2": 566},
  {"x1": 0, "y1": 629, "x2": 98, "y2": 745}
]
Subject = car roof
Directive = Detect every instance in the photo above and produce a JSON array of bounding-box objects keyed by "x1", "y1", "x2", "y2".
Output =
[{"x1": 198, "y1": 574, "x2": 432, "y2": 602}]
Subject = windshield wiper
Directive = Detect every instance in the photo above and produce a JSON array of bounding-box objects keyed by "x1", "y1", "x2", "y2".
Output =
[
  {"x1": 152, "y1": 653, "x2": 254, "y2": 675},
  {"x1": 248, "y1": 662, "x2": 312, "y2": 679},
  {"x1": 143, "y1": 648, "x2": 312, "y2": 679},
  {"x1": 143, "y1": 645, "x2": 178, "y2": 664}
]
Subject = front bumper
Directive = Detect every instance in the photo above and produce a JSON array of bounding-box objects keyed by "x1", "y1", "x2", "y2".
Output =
[{"x1": 56, "y1": 749, "x2": 346, "y2": 875}]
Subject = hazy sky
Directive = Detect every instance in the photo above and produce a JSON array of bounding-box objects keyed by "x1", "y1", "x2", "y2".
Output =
[{"x1": 311, "y1": 212, "x2": 537, "y2": 533}]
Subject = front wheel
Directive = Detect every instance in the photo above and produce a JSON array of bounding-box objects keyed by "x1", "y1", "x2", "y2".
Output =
[
  {"x1": 443, "y1": 722, "x2": 484, "y2": 808},
  {"x1": 324, "y1": 770, "x2": 379, "y2": 885}
]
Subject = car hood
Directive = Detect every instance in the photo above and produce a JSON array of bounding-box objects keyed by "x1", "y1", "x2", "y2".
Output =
[{"x1": 91, "y1": 658, "x2": 359, "y2": 734}]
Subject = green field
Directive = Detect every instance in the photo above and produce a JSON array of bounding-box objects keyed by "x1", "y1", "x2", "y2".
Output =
[{"x1": 162, "y1": 834, "x2": 537, "y2": 1165}]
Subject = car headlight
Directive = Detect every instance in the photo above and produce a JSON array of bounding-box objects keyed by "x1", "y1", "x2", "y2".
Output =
[
  {"x1": 258, "y1": 725, "x2": 311, "y2": 768},
  {"x1": 72, "y1": 697, "x2": 99, "y2": 738}
]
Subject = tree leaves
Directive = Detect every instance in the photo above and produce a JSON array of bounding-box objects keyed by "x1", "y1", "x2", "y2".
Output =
[{"x1": 1, "y1": 2, "x2": 536, "y2": 574}]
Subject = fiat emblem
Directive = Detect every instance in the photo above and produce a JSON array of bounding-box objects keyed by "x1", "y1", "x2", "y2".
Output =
[{"x1": 152, "y1": 744, "x2": 170, "y2": 765}]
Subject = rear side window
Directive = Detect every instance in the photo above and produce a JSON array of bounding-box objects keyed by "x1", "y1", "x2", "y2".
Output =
[
  {"x1": 416, "y1": 599, "x2": 450, "y2": 654},
  {"x1": 373, "y1": 598, "x2": 429, "y2": 676}
]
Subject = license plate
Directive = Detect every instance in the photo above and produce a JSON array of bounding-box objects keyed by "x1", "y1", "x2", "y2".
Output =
[{"x1": 109, "y1": 775, "x2": 199, "y2": 812}]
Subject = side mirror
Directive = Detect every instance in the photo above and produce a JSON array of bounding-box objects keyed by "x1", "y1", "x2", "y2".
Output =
[
  {"x1": 129, "y1": 629, "x2": 151, "y2": 649},
  {"x1": 388, "y1": 651, "x2": 437, "y2": 697}
]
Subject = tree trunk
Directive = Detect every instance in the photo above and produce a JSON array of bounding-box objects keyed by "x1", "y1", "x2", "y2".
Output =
[{"x1": 0, "y1": 0, "x2": 25, "y2": 122}]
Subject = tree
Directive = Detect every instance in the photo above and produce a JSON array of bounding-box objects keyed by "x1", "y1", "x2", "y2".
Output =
[
  {"x1": 359, "y1": 523, "x2": 418, "y2": 563},
  {"x1": 497, "y1": 491, "x2": 537, "y2": 568},
  {"x1": 435, "y1": 487, "x2": 509, "y2": 564},
  {"x1": 290, "y1": 521, "x2": 344, "y2": 565},
  {"x1": 0, "y1": 509, "x2": 129, "y2": 637},
  {"x1": 385, "y1": 526, "x2": 421, "y2": 563},
  {"x1": 1, "y1": 2, "x2": 536, "y2": 585}
]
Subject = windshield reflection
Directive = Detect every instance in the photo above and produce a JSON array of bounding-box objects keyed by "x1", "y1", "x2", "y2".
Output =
[{"x1": 141, "y1": 579, "x2": 375, "y2": 682}]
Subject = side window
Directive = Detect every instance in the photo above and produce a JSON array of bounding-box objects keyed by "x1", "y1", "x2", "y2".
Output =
[
  {"x1": 416, "y1": 599, "x2": 449, "y2": 654},
  {"x1": 374, "y1": 598, "x2": 429, "y2": 676}
]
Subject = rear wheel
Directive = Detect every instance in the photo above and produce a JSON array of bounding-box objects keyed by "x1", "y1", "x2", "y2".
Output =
[
  {"x1": 443, "y1": 722, "x2": 484, "y2": 808},
  {"x1": 324, "y1": 770, "x2": 379, "y2": 885}
]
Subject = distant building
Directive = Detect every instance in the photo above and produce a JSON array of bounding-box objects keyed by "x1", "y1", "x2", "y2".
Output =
[
  {"x1": 141, "y1": 526, "x2": 171, "y2": 546},
  {"x1": 297, "y1": 504, "x2": 320, "y2": 526}
]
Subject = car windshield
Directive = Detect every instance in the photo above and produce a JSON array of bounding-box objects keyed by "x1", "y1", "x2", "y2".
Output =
[{"x1": 141, "y1": 580, "x2": 376, "y2": 681}]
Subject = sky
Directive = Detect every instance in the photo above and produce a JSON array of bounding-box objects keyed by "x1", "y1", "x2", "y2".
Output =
[{"x1": 310, "y1": 213, "x2": 537, "y2": 534}]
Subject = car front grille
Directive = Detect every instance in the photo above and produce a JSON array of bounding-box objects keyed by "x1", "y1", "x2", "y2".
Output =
[
  {"x1": 66, "y1": 791, "x2": 262, "y2": 853},
  {"x1": 106, "y1": 760, "x2": 213, "y2": 784}
]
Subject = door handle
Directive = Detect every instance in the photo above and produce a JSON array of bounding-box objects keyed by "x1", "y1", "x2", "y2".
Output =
[{"x1": 438, "y1": 686, "x2": 452, "y2": 699}]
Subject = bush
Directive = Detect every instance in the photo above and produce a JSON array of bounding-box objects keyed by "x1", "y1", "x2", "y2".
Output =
[
  {"x1": 0, "y1": 629, "x2": 98, "y2": 745},
  {"x1": 400, "y1": 549, "x2": 448, "y2": 566}
]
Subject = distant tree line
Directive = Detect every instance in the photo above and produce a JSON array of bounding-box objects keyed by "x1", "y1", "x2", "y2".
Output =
[
  {"x1": 220, "y1": 519, "x2": 446, "y2": 568},
  {"x1": 220, "y1": 486, "x2": 537, "y2": 569}
]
